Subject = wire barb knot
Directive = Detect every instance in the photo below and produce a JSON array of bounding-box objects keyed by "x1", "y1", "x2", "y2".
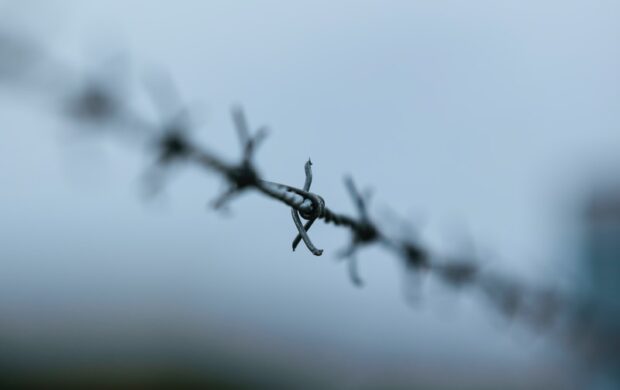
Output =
[
  {"x1": 291, "y1": 159, "x2": 325, "y2": 256},
  {"x1": 158, "y1": 131, "x2": 191, "y2": 164},
  {"x1": 210, "y1": 107, "x2": 265, "y2": 209},
  {"x1": 335, "y1": 176, "x2": 380, "y2": 286}
]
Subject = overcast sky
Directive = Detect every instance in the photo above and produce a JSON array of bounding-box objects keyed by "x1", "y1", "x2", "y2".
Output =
[{"x1": 1, "y1": 0, "x2": 619, "y2": 387}]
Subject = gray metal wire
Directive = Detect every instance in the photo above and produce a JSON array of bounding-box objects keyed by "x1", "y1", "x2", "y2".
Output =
[{"x1": 3, "y1": 29, "x2": 613, "y2": 359}]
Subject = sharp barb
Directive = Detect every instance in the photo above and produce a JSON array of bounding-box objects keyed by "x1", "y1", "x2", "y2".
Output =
[
  {"x1": 231, "y1": 106, "x2": 250, "y2": 147},
  {"x1": 243, "y1": 126, "x2": 269, "y2": 162},
  {"x1": 362, "y1": 187, "x2": 374, "y2": 204},
  {"x1": 143, "y1": 68, "x2": 182, "y2": 123},
  {"x1": 253, "y1": 126, "x2": 269, "y2": 149},
  {"x1": 303, "y1": 159, "x2": 313, "y2": 191},
  {"x1": 141, "y1": 167, "x2": 168, "y2": 198},
  {"x1": 347, "y1": 254, "x2": 364, "y2": 287},
  {"x1": 292, "y1": 218, "x2": 315, "y2": 251},
  {"x1": 344, "y1": 175, "x2": 368, "y2": 219},
  {"x1": 211, "y1": 186, "x2": 239, "y2": 210},
  {"x1": 337, "y1": 241, "x2": 358, "y2": 259},
  {"x1": 291, "y1": 208, "x2": 323, "y2": 256}
]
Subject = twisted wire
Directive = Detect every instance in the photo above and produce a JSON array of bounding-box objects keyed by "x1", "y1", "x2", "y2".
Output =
[{"x1": 1, "y1": 29, "x2": 610, "y2": 357}]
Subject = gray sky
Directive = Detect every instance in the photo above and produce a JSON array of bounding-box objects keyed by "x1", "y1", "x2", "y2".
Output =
[{"x1": 1, "y1": 0, "x2": 619, "y2": 387}]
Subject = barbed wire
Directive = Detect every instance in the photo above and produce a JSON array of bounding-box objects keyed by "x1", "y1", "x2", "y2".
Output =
[{"x1": 1, "y1": 26, "x2": 617, "y2": 364}]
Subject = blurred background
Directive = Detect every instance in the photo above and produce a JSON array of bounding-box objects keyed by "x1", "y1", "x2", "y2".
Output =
[{"x1": 1, "y1": 0, "x2": 620, "y2": 388}]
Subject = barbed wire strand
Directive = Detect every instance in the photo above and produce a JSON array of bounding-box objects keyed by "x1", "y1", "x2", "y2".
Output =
[{"x1": 1, "y1": 29, "x2": 614, "y2": 360}]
